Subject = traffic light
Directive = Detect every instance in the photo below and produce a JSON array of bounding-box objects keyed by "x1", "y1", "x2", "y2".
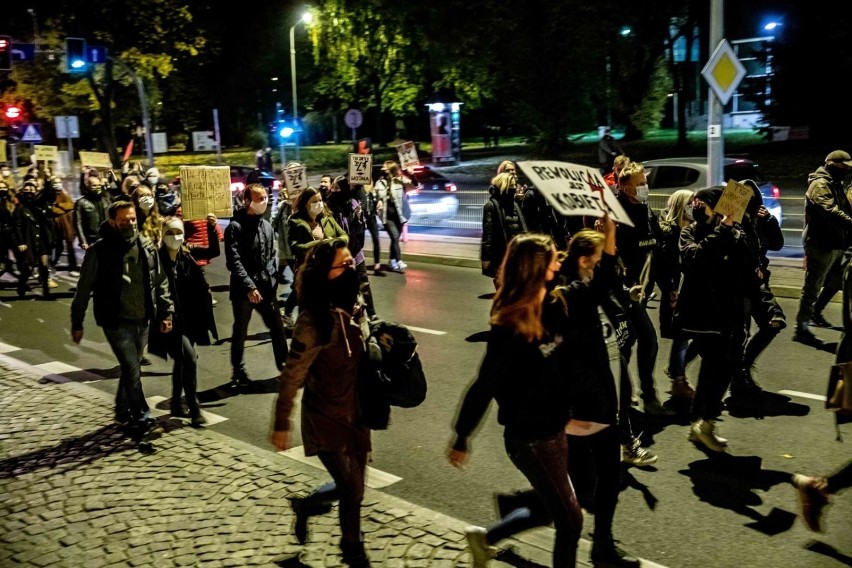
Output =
[
  {"x1": 3, "y1": 104, "x2": 23, "y2": 142},
  {"x1": 0, "y1": 36, "x2": 11, "y2": 71},
  {"x1": 65, "y1": 37, "x2": 88, "y2": 73}
]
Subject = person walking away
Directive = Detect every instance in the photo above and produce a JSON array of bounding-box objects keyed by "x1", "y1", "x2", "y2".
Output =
[
  {"x1": 794, "y1": 150, "x2": 852, "y2": 348},
  {"x1": 373, "y1": 161, "x2": 408, "y2": 273},
  {"x1": 598, "y1": 127, "x2": 623, "y2": 176},
  {"x1": 74, "y1": 174, "x2": 109, "y2": 253},
  {"x1": 148, "y1": 216, "x2": 218, "y2": 427},
  {"x1": 70, "y1": 201, "x2": 173, "y2": 442},
  {"x1": 674, "y1": 187, "x2": 762, "y2": 452},
  {"x1": 448, "y1": 233, "x2": 583, "y2": 568},
  {"x1": 362, "y1": 180, "x2": 382, "y2": 273},
  {"x1": 480, "y1": 172, "x2": 529, "y2": 288},
  {"x1": 271, "y1": 239, "x2": 374, "y2": 567},
  {"x1": 224, "y1": 183, "x2": 289, "y2": 388}
]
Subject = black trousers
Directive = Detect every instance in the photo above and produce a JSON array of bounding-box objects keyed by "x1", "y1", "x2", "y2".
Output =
[{"x1": 230, "y1": 293, "x2": 288, "y2": 377}]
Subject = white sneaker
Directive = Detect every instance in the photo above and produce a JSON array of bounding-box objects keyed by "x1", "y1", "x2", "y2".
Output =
[
  {"x1": 69, "y1": 270, "x2": 80, "y2": 277},
  {"x1": 398, "y1": 260, "x2": 408, "y2": 269},
  {"x1": 464, "y1": 526, "x2": 496, "y2": 568},
  {"x1": 688, "y1": 419, "x2": 728, "y2": 452}
]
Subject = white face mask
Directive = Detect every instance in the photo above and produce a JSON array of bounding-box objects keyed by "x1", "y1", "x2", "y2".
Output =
[
  {"x1": 310, "y1": 201, "x2": 324, "y2": 216},
  {"x1": 138, "y1": 195, "x2": 155, "y2": 212},
  {"x1": 636, "y1": 184, "x2": 649, "y2": 202},
  {"x1": 163, "y1": 234, "x2": 184, "y2": 251},
  {"x1": 249, "y1": 199, "x2": 268, "y2": 215}
]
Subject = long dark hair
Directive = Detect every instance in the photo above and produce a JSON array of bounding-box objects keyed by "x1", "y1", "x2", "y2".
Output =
[
  {"x1": 292, "y1": 187, "x2": 319, "y2": 222},
  {"x1": 295, "y1": 237, "x2": 349, "y2": 341}
]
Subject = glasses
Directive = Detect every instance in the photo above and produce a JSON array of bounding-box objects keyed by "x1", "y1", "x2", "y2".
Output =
[{"x1": 330, "y1": 258, "x2": 355, "y2": 270}]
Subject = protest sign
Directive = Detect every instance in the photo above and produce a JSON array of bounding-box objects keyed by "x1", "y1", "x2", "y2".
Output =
[
  {"x1": 517, "y1": 160, "x2": 633, "y2": 226},
  {"x1": 34, "y1": 145, "x2": 59, "y2": 163},
  {"x1": 178, "y1": 166, "x2": 232, "y2": 221},
  {"x1": 78, "y1": 151, "x2": 112, "y2": 169},
  {"x1": 396, "y1": 141, "x2": 420, "y2": 170},
  {"x1": 349, "y1": 153, "x2": 372, "y2": 185},
  {"x1": 283, "y1": 163, "x2": 308, "y2": 206},
  {"x1": 714, "y1": 179, "x2": 753, "y2": 224}
]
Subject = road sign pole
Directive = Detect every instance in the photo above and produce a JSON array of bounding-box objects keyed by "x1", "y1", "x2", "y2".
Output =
[
  {"x1": 351, "y1": 127, "x2": 356, "y2": 142},
  {"x1": 65, "y1": 117, "x2": 75, "y2": 182},
  {"x1": 707, "y1": 0, "x2": 725, "y2": 187}
]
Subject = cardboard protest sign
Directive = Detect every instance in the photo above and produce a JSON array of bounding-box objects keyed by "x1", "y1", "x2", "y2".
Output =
[
  {"x1": 178, "y1": 166, "x2": 232, "y2": 221},
  {"x1": 78, "y1": 151, "x2": 112, "y2": 169},
  {"x1": 349, "y1": 153, "x2": 372, "y2": 185},
  {"x1": 34, "y1": 145, "x2": 59, "y2": 163},
  {"x1": 713, "y1": 179, "x2": 753, "y2": 224},
  {"x1": 283, "y1": 163, "x2": 308, "y2": 206},
  {"x1": 517, "y1": 161, "x2": 633, "y2": 227},
  {"x1": 396, "y1": 141, "x2": 420, "y2": 170}
]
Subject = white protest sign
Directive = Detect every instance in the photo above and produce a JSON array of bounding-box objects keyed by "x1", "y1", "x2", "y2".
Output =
[
  {"x1": 517, "y1": 160, "x2": 633, "y2": 227},
  {"x1": 396, "y1": 141, "x2": 420, "y2": 170},
  {"x1": 714, "y1": 179, "x2": 753, "y2": 224},
  {"x1": 284, "y1": 164, "x2": 308, "y2": 206},
  {"x1": 349, "y1": 153, "x2": 372, "y2": 185}
]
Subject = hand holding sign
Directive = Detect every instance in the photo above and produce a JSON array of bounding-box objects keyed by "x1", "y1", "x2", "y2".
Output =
[{"x1": 714, "y1": 180, "x2": 753, "y2": 224}]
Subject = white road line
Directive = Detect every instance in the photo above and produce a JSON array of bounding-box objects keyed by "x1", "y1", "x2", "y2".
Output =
[
  {"x1": 147, "y1": 395, "x2": 229, "y2": 426},
  {"x1": 279, "y1": 445, "x2": 402, "y2": 489},
  {"x1": 405, "y1": 325, "x2": 447, "y2": 336},
  {"x1": 0, "y1": 341, "x2": 21, "y2": 353},
  {"x1": 778, "y1": 389, "x2": 826, "y2": 402},
  {"x1": 32, "y1": 361, "x2": 104, "y2": 384}
]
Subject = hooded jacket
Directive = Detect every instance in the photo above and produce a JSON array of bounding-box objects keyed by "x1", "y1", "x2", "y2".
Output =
[{"x1": 802, "y1": 166, "x2": 852, "y2": 249}]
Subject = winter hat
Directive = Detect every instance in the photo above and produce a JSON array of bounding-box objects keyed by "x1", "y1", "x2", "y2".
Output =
[
  {"x1": 825, "y1": 150, "x2": 852, "y2": 168},
  {"x1": 740, "y1": 179, "x2": 762, "y2": 215},
  {"x1": 162, "y1": 217, "x2": 184, "y2": 234},
  {"x1": 694, "y1": 186, "x2": 724, "y2": 209},
  {"x1": 145, "y1": 167, "x2": 160, "y2": 178}
]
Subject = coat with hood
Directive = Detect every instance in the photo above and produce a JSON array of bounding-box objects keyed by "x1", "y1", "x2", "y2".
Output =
[
  {"x1": 480, "y1": 186, "x2": 528, "y2": 277},
  {"x1": 802, "y1": 165, "x2": 852, "y2": 249},
  {"x1": 71, "y1": 221, "x2": 173, "y2": 331},
  {"x1": 224, "y1": 208, "x2": 279, "y2": 301}
]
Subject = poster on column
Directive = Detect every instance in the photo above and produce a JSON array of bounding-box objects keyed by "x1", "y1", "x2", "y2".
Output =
[{"x1": 517, "y1": 161, "x2": 633, "y2": 227}]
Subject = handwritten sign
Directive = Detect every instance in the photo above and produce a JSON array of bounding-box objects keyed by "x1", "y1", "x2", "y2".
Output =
[
  {"x1": 714, "y1": 179, "x2": 753, "y2": 224},
  {"x1": 78, "y1": 151, "x2": 111, "y2": 169},
  {"x1": 517, "y1": 160, "x2": 633, "y2": 227},
  {"x1": 283, "y1": 164, "x2": 308, "y2": 206},
  {"x1": 178, "y1": 166, "x2": 232, "y2": 221},
  {"x1": 349, "y1": 153, "x2": 372, "y2": 185},
  {"x1": 34, "y1": 145, "x2": 59, "y2": 163},
  {"x1": 396, "y1": 141, "x2": 420, "y2": 170}
]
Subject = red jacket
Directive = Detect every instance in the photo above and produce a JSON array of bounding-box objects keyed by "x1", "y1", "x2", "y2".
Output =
[{"x1": 184, "y1": 219, "x2": 224, "y2": 266}]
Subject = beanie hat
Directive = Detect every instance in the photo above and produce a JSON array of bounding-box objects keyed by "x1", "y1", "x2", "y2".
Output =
[
  {"x1": 163, "y1": 217, "x2": 184, "y2": 234},
  {"x1": 694, "y1": 186, "x2": 724, "y2": 209},
  {"x1": 145, "y1": 167, "x2": 160, "y2": 178}
]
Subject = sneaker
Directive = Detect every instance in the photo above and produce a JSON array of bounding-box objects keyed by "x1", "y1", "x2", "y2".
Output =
[
  {"x1": 464, "y1": 526, "x2": 497, "y2": 568},
  {"x1": 810, "y1": 313, "x2": 832, "y2": 328},
  {"x1": 398, "y1": 260, "x2": 408, "y2": 269},
  {"x1": 688, "y1": 419, "x2": 728, "y2": 453},
  {"x1": 792, "y1": 474, "x2": 830, "y2": 532},
  {"x1": 211, "y1": 297, "x2": 218, "y2": 306},
  {"x1": 190, "y1": 413, "x2": 207, "y2": 428},
  {"x1": 230, "y1": 373, "x2": 252, "y2": 388},
  {"x1": 69, "y1": 270, "x2": 80, "y2": 277},
  {"x1": 621, "y1": 437, "x2": 658, "y2": 466},
  {"x1": 138, "y1": 422, "x2": 164, "y2": 441},
  {"x1": 391, "y1": 260, "x2": 405, "y2": 274},
  {"x1": 281, "y1": 312, "x2": 295, "y2": 328},
  {"x1": 47, "y1": 279, "x2": 59, "y2": 289},
  {"x1": 591, "y1": 536, "x2": 641, "y2": 568},
  {"x1": 373, "y1": 263, "x2": 382, "y2": 272},
  {"x1": 669, "y1": 377, "x2": 695, "y2": 401},
  {"x1": 793, "y1": 328, "x2": 825, "y2": 348},
  {"x1": 642, "y1": 396, "x2": 675, "y2": 416}
]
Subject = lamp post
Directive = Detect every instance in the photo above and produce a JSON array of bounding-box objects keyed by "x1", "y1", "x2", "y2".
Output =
[{"x1": 290, "y1": 11, "x2": 313, "y2": 161}]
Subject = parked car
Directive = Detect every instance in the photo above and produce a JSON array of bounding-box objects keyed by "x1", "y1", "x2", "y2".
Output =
[
  {"x1": 642, "y1": 157, "x2": 782, "y2": 225},
  {"x1": 170, "y1": 165, "x2": 281, "y2": 214},
  {"x1": 363, "y1": 164, "x2": 459, "y2": 224}
]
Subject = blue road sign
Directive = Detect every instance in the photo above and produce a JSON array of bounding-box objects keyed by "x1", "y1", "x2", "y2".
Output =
[
  {"x1": 20, "y1": 124, "x2": 43, "y2": 144},
  {"x1": 87, "y1": 46, "x2": 108, "y2": 64},
  {"x1": 11, "y1": 43, "x2": 35, "y2": 62}
]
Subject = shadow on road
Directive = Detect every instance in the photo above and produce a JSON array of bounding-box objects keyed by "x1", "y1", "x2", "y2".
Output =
[
  {"x1": 198, "y1": 376, "x2": 279, "y2": 403},
  {"x1": 804, "y1": 541, "x2": 852, "y2": 566},
  {"x1": 724, "y1": 391, "x2": 811, "y2": 419},
  {"x1": 465, "y1": 330, "x2": 490, "y2": 343}
]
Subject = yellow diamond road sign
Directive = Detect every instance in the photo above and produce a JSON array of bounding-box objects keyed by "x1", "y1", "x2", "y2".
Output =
[{"x1": 701, "y1": 39, "x2": 746, "y2": 106}]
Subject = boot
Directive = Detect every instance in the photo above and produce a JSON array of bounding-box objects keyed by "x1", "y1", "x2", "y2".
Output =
[
  {"x1": 591, "y1": 535, "x2": 640, "y2": 567},
  {"x1": 340, "y1": 540, "x2": 371, "y2": 567},
  {"x1": 730, "y1": 366, "x2": 762, "y2": 398}
]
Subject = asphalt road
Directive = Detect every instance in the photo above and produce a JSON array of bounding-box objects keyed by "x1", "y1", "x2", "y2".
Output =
[{"x1": 0, "y1": 253, "x2": 849, "y2": 567}]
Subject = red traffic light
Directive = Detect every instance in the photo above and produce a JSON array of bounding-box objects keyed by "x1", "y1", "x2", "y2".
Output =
[
  {"x1": 4, "y1": 105, "x2": 22, "y2": 120},
  {"x1": 0, "y1": 38, "x2": 9, "y2": 50}
]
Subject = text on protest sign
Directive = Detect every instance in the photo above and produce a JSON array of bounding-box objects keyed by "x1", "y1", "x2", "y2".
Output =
[
  {"x1": 78, "y1": 151, "x2": 112, "y2": 169},
  {"x1": 517, "y1": 161, "x2": 633, "y2": 227},
  {"x1": 396, "y1": 141, "x2": 420, "y2": 170},
  {"x1": 714, "y1": 179, "x2": 753, "y2": 224},
  {"x1": 178, "y1": 166, "x2": 232, "y2": 221},
  {"x1": 34, "y1": 145, "x2": 59, "y2": 163},
  {"x1": 284, "y1": 164, "x2": 308, "y2": 206},
  {"x1": 349, "y1": 153, "x2": 372, "y2": 185}
]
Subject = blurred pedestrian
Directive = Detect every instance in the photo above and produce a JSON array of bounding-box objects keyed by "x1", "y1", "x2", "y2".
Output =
[
  {"x1": 598, "y1": 127, "x2": 623, "y2": 175},
  {"x1": 373, "y1": 161, "x2": 408, "y2": 273}
]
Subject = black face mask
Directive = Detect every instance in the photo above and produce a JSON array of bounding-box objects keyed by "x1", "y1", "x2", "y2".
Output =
[
  {"x1": 157, "y1": 194, "x2": 178, "y2": 216},
  {"x1": 692, "y1": 206, "x2": 710, "y2": 225},
  {"x1": 327, "y1": 268, "x2": 360, "y2": 310},
  {"x1": 829, "y1": 165, "x2": 851, "y2": 182}
]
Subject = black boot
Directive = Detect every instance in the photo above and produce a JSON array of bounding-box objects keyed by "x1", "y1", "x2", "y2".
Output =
[
  {"x1": 730, "y1": 366, "x2": 762, "y2": 398},
  {"x1": 288, "y1": 493, "x2": 332, "y2": 545},
  {"x1": 340, "y1": 540, "x2": 371, "y2": 567},
  {"x1": 591, "y1": 535, "x2": 640, "y2": 568}
]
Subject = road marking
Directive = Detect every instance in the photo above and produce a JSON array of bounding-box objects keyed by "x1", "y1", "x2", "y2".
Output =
[
  {"x1": 778, "y1": 389, "x2": 826, "y2": 402},
  {"x1": 147, "y1": 395, "x2": 229, "y2": 426},
  {"x1": 279, "y1": 445, "x2": 402, "y2": 489},
  {"x1": 32, "y1": 361, "x2": 104, "y2": 384},
  {"x1": 0, "y1": 341, "x2": 21, "y2": 353},
  {"x1": 405, "y1": 325, "x2": 447, "y2": 336}
]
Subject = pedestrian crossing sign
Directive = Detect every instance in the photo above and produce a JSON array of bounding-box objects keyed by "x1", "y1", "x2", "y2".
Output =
[{"x1": 21, "y1": 123, "x2": 43, "y2": 144}]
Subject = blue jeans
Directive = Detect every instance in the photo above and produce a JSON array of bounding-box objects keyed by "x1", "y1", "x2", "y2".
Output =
[
  {"x1": 505, "y1": 432, "x2": 582, "y2": 567},
  {"x1": 102, "y1": 321, "x2": 151, "y2": 428}
]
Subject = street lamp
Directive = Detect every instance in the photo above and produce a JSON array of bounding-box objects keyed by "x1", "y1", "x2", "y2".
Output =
[{"x1": 290, "y1": 11, "x2": 313, "y2": 161}]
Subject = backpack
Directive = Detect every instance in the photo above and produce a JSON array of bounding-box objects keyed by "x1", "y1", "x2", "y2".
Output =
[{"x1": 364, "y1": 320, "x2": 427, "y2": 408}]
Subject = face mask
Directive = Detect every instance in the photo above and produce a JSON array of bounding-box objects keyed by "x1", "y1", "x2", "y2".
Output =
[
  {"x1": 138, "y1": 196, "x2": 155, "y2": 212},
  {"x1": 119, "y1": 223, "x2": 138, "y2": 241},
  {"x1": 163, "y1": 234, "x2": 184, "y2": 251},
  {"x1": 19, "y1": 192, "x2": 35, "y2": 202},
  {"x1": 147, "y1": 176, "x2": 159, "y2": 186},
  {"x1": 327, "y1": 267, "x2": 360, "y2": 310},
  {"x1": 157, "y1": 194, "x2": 178, "y2": 216},
  {"x1": 692, "y1": 206, "x2": 710, "y2": 224},
  {"x1": 636, "y1": 185, "x2": 649, "y2": 202},
  {"x1": 684, "y1": 205, "x2": 694, "y2": 221},
  {"x1": 249, "y1": 199, "x2": 268, "y2": 215},
  {"x1": 310, "y1": 201, "x2": 324, "y2": 216},
  {"x1": 89, "y1": 186, "x2": 104, "y2": 196}
]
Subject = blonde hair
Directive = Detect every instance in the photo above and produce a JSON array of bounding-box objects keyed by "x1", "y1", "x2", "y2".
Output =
[
  {"x1": 613, "y1": 155, "x2": 631, "y2": 170},
  {"x1": 664, "y1": 189, "x2": 696, "y2": 227},
  {"x1": 491, "y1": 233, "x2": 554, "y2": 341},
  {"x1": 618, "y1": 162, "x2": 645, "y2": 187},
  {"x1": 490, "y1": 172, "x2": 516, "y2": 195},
  {"x1": 383, "y1": 161, "x2": 400, "y2": 177},
  {"x1": 497, "y1": 160, "x2": 516, "y2": 174}
]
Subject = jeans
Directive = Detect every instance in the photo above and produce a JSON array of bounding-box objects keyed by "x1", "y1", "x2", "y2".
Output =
[
  {"x1": 622, "y1": 300, "x2": 659, "y2": 400},
  {"x1": 505, "y1": 432, "x2": 582, "y2": 567},
  {"x1": 230, "y1": 294, "x2": 288, "y2": 377},
  {"x1": 383, "y1": 217, "x2": 402, "y2": 263},
  {"x1": 667, "y1": 335, "x2": 700, "y2": 378},
  {"x1": 102, "y1": 321, "x2": 151, "y2": 427},
  {"x1": 566, "y1": 426, "x2": 621, "y2": 540},
  {"x1": 168, "y1": 333, "x2": 200, "y2": 416},
  {"x1": 690, "y1": 334, "x2": 737, "y2": 422},
  {"x1": 797, "y1": 247, "x2": 844, "y2": 328}
]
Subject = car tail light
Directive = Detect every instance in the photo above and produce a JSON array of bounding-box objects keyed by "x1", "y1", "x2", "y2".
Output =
[
  {"x1": 445, "y1": 182, "x2": 457, "y2": 192},
  {"x1": 231, "y1": 182, "x2": 245, "y2": 193},
  {"x1": 771, "y1": 184, "x2": 780, "y2": 199},
  {"x1": 273, "y1": 180, "x2": 281, "y2": 190}
]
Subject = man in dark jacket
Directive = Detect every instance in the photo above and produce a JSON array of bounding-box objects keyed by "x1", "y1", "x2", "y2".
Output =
[
  {"x1": 794, "y1": 150, "x2": 852, "y2": 348},
  {"x1": 224, "y1": 184, "x2": 288, "y2": 387},
  {"x1": 74, "y1": 174, "x2": 109, "y2": 251},
  {"x1": 675, "y1": 187, "x2": 760, "y2": 453},
  {"x1": 71, "y1": 201, "x2": 173, "y2": 441}
]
